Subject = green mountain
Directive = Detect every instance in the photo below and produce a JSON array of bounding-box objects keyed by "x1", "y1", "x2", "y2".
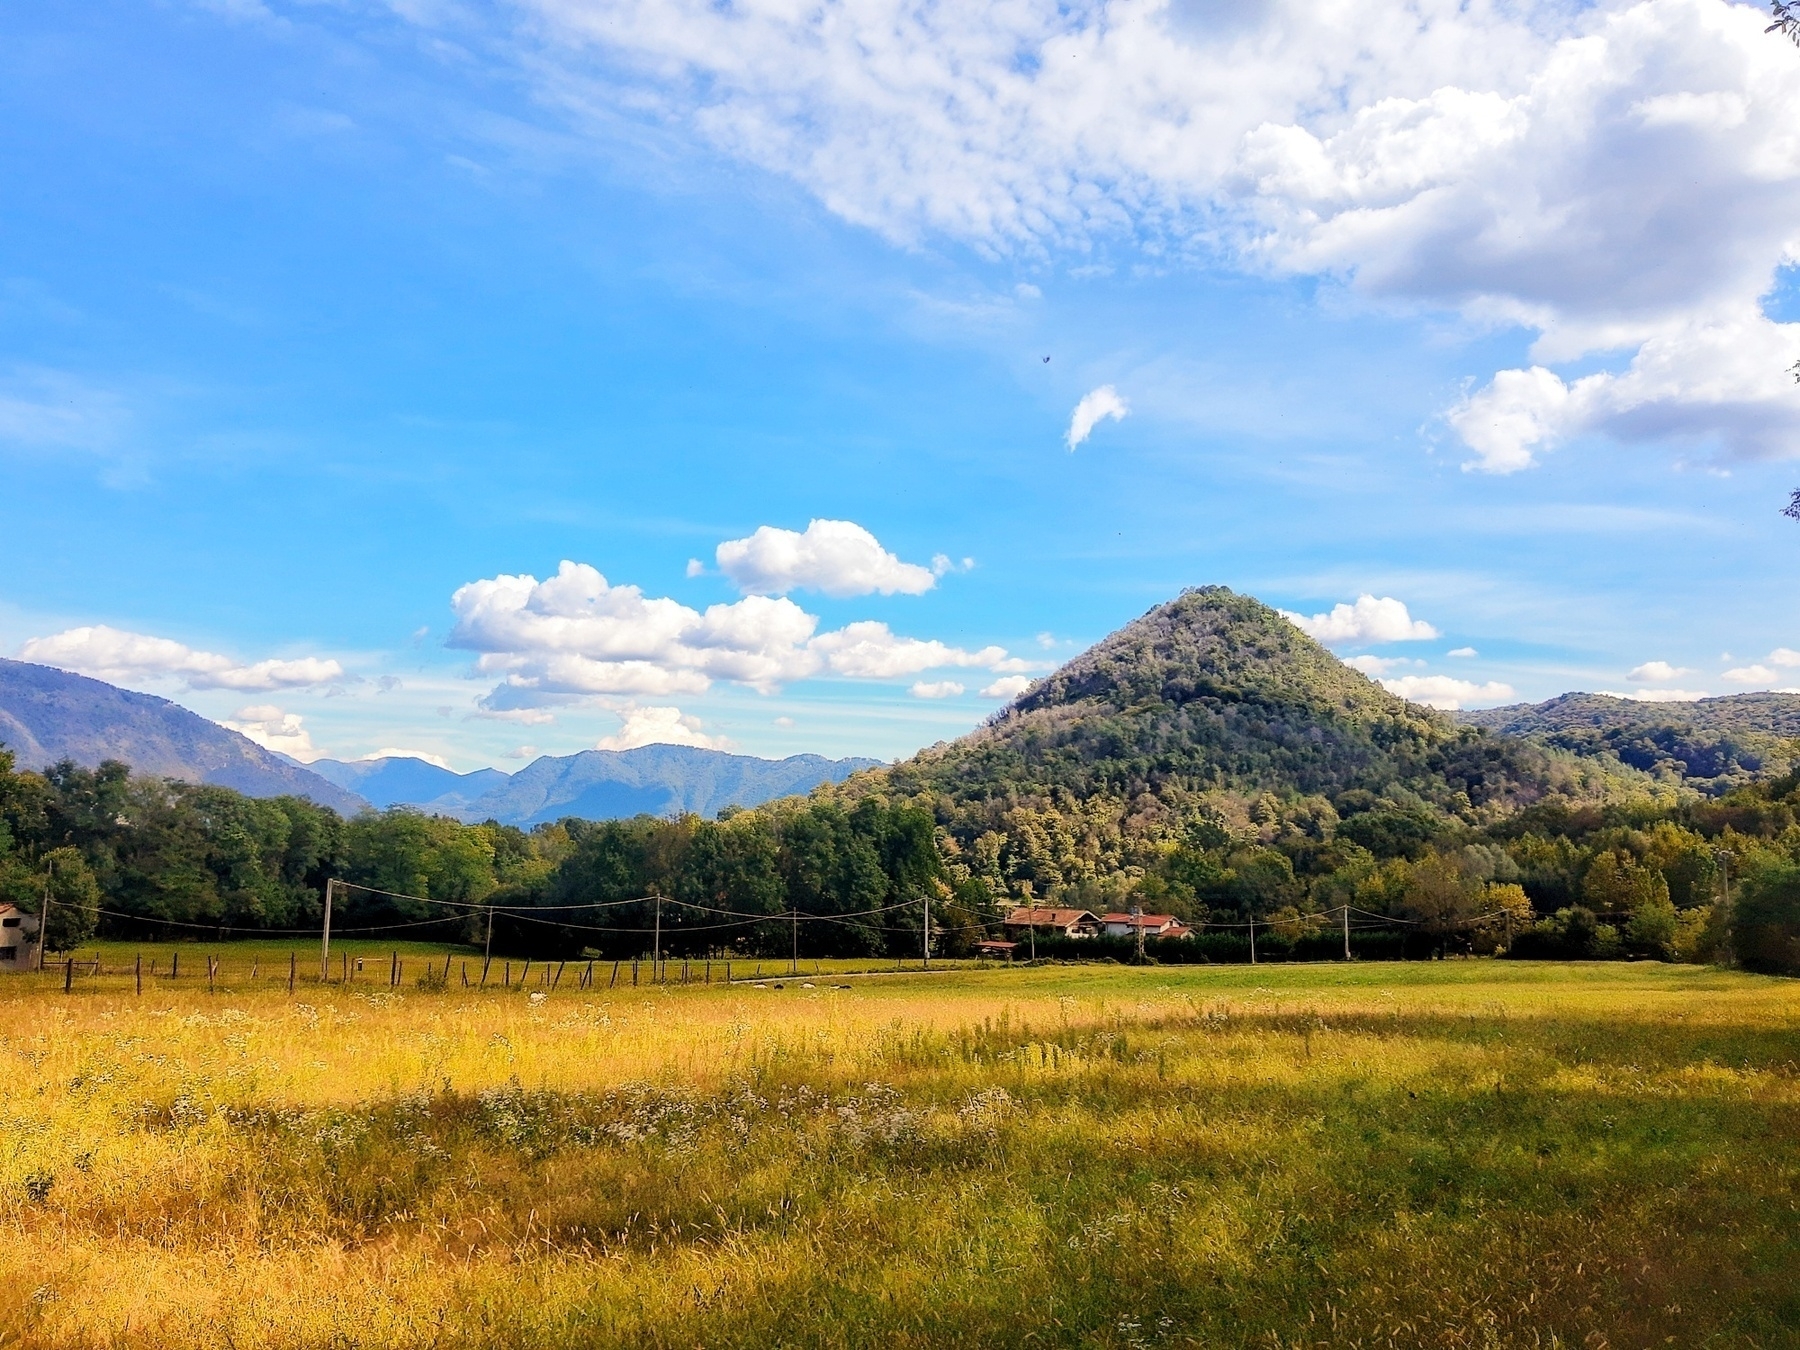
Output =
[
  {"x1": 840, "y1": 587, "x2": 1617, "y2": 896},
  {"x1": 881, "y1": 586, "x2": 1561, "y2": 812},
  {"x1": 1457, "y1": 692, "x2": 1800, "y2": 794}
]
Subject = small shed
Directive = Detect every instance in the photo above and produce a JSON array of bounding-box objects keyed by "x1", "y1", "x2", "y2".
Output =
[
  {"x1": 0, "y1": 904, "x2": 42, "y2": 971},
  {"x1": 975, "y1": 939, "x2": 1018, "y2": 960}
]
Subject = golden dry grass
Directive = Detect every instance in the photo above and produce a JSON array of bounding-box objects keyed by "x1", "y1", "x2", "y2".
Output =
[{"x1": 1, "y1": 956, "x2": 1797, "y2": 1348}]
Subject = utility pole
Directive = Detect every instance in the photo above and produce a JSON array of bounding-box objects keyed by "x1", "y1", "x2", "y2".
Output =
[
  {"x1": 1131, "y1": 903, "x2": 1145, "y2": 964},
  {"x1": 37, "y1": 856, "x2": 54, "y2": 971},
  {"x1": 320, "y1": 878, "x2": 335, "y2": 983},
  {"x1": 1249, "y1": 913, "x2": 1257, "y2": 965},
  {"x1": 1029, "y1": 909, "x2": 1036, "y2": 963},
  {"x1": 485, "y1": 902, "x2": 495, "y2": 965},
  {"x1": 1342, "y1": 904, "x2": 1351, "y2": 961},
  {"x1": 653, "y1": 892, "x2": 662, "y2": 980},
  {"x1": 923, "y1": 892, "x2": 931, "y2": 970}
]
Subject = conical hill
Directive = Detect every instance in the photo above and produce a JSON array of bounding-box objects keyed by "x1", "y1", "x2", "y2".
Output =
[{"x1": 875, "y1": 587, "x2": 1559, "y2": 819}]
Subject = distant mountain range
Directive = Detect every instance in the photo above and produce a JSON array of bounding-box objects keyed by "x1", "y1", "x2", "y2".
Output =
[
  {"x1": 0, "y1": 658, "x2": 370, "y2": 815},
  {"x1": 0, "y1": 656, "x2": 881, "y2": 825},
  {"x1": 301, "y1": 745, "x2": 881, "y2": 824},
  {"x1": 1457, "y1": 691, "x2": 1800, "y2": 795}
]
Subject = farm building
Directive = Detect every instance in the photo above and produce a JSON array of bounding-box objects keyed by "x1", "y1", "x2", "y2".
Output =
[
  {"x1": 1101, "y1": 912, "x2": 1194, "y2": 940},
  {"x1": 0, "y1": 904, "x2": 41, "y2": 971},
  {"x1": 1002, "y1": 907, "x2": 1103, "y2": 939}
]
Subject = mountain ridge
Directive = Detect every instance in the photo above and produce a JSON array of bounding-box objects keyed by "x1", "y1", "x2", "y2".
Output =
[{"x1": 0, "y1": 658, "x2": 370, "y2": 815}]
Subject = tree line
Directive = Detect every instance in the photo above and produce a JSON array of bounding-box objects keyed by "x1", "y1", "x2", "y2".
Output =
[{"x1": 4, "y1": 745, "x2": 1799, "y2": 972}]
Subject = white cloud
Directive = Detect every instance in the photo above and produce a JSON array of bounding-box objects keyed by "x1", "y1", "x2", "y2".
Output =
[
  {"x1": 1598, "y1": 688, "x2": 1710, "y2": 702},
  {"x1": 223, "y1": 705, "x2": 320, "y2": 761},
  {"x1": 596, "y1": 705, "x2": 730, "y2": 751},
  {"x1": 1343, "y1": 654, "x2": 1430, "y2": 676},
  {"x1": 1065, "y1": 385, "x2": 1129, "y2": 450},
  {"x1": 1723, "y1": 663, "x2": 1778, "y2": 684},
  {"x1": 450, "y1": 560, "x2": 1022, "y2": 709},
  {"x1": 716, "y1": 519, "x2": 935, "y2": 597},
  {"x1": 685, "y1": 558, "x2": 706, "y2": 578},
  {"x1": 487, "y1": 0, "x2": 1800, "y2": 469},
  {"x1": 1447, "y1": 647, "x2": 1478, "y2": 658},
  {"x1": 503, "y1": 745, "x2": 539, "y2": 760},
  {"x1": 1768, "y1": 647, "x2": 1800, "y2": 667},
  {"x1": 1628, "y1": 660, "x2": 1693, "y2": 683},
  {"x1": 808, "y1": 620, "x2": 1022, "y2": 679},
  {"x1": 21, "y1": 625, "x2": 343, "y2": 691},
  {"x1": 773, "y1": 715, "x2": 795, "y2": 728},
  {"x1": 1282, "y1": 595, "x2": 1439, "y2": 646},
  {"x1": 910, "y1": 680, "x2": 965, "y2": 699},
  {"x1": 980, "y1": 675, "x2": 1034, "y2": 700},
  {"x1": 1380, "y1": 674, "x2": 1516, "y2": 710}
]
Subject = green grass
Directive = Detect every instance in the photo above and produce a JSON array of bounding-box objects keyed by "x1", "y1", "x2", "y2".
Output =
[{"x1": 1, "y1": 960, "x2": 1797, "y2": 1347}]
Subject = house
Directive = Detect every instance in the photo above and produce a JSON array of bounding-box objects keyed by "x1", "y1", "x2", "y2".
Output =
[
  {"x1": 1101, "y1": 912, "x2": 1195, "y2": 940},
  {"x1": 1002, "y1": 907, "x2": 1103, "y2": 939},
  {"x1": 0, "y1": 905, "x2": 41, "y2": 971}
]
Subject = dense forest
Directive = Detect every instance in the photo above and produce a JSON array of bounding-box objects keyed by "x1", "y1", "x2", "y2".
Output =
[{"x1": 3, "y1": 588, "x2": 1799, "y2": 973}]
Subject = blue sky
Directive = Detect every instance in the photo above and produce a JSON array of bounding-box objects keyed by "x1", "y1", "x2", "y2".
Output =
[{"x1": 2, "y1": 0, "x2": 1799, "y2": 770}]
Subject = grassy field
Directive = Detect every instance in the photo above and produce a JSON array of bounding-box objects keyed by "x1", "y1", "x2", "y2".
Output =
[{"x1": 1, "y1": 957, "x2": 1797, "y2": 1348}]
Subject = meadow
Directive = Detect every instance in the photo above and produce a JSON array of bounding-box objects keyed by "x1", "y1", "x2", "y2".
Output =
[{"x1": 1, "y1": 954, "x2": 1797, "y2": 1348}]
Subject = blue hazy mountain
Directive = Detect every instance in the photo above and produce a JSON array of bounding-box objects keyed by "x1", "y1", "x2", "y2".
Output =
[
  {"x1": 304, "y1": 744, "x2": 883, "y2": 824},
  {"x1": 300, "y1": 755, "x2": 511, "y2": 814},
  {"x1": 0, "y1": 658, "x2": 369, "y2": 815}
]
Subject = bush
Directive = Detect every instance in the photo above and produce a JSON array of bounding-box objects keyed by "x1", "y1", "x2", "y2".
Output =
[{"x1": 1731, "y1": 860, "x2": 1800, "y2": 975}]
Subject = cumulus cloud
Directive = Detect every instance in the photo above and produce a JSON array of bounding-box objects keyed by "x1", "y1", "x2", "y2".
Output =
[
  {"x1": 1772, "y1": 648, "x2": 1800, "y2": 667},
  {"x1": 1723, "y1": 663, "x2": 1778, "y2": 684},
  {"x1": 596, "y1": 705, "x2": 729, "y2": 751},
  {"x1": 503, "y1": 745, "x2": 540, "y2": 760},
  {"x1": 1447, "y1": 647, "x2": 1478, "y2": 658},
  {"x1": 450, "y1": 560, "x2": 1022, "y2": 708},
  {"x1": 1065, "y1": 385, "x2": 1128, "y2": 450},
  {"x1": 1598, "y1": 687, "x2": 1710, "y2": 702},
  {"x1": 479, "y1": 0, "x2": 1800, "y2": 469},
  {"x1": 808, "y1": 620, "x2": 1025, "y2": 679},
  {"x1": 1379, "y1": 674, "x2": 1516, "y2": 710},
  {"x1": 1342, "y1": 654, "x2": 1421, "y2": 676},
  {"x1": 910, "y1": 680, "x2": 965, "y2": 699},
  {"x1": 22, "y1": 625, "x2": 343, "y2": 691},
  {"x1": 980, "y1": 675, "x2": 1033, "y2": 700},
  {"x1": 223, "y1": 705, "x2": 320, "y2": 760},
  {"x1": 716, "y1": 519, "x2": 936, "y2": 597},
  {"x1": 1283, "y1": 596, "x2": 1439, "y2": 645},
  {"x1": 1628, "y1": 660, "x2": 1693, "y2": 682}
]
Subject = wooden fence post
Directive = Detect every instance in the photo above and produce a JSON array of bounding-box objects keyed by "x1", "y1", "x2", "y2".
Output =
[
  {"x1": 390, "y1": 951, "x2": 399, "y2": 987},
  {"x1": 63, "y1": 957, "x2": 73, "y2": 994},
  {"x1": 135, "y1": 952, "x2": 142, "y2": 996},
  {"x1": 504, "y1": 961, "x2": 511, "y2": 988},
  {"x1": 610, "y1": 961, "x2": 619, "y2": 988},
  {"x1": 289, "y1": 951, "x2": 296, "y2": 994},
  {"x1": 171, "y1": 952, "x2": 179, "y2": 980},
  {"x1": 631, "y1": 958, "x2": 638, "y2": 987}
]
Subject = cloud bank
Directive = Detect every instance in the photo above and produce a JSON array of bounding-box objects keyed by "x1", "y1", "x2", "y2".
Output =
[
  {"x1": 450, "y1": 559, "x2": 1023, "y2": 710},
  {"x1": 484, "y1": 0, "x2": 1800, "y2": 469},
  {"x1": 22, "y1": 625, "x2": 344, "y2": 691}
]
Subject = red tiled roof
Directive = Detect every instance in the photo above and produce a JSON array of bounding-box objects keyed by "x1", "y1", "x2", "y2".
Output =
[{"x1": 1003, "y1": 907, "x2": 1100, "y2": 926}]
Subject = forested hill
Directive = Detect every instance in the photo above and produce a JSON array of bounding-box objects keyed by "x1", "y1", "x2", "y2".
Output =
[
  {"x1": 835, "y1": 587, "x2": 1623, "y2": 899},
  {"x1": 1457, "y1": 692, "x2": 1800, "y2": 795},
  {"x1": 879, "y1": 586, "x2": 1572, "y2": 813}
]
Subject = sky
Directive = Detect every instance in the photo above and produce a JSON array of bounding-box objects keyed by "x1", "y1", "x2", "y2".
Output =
[{"x1": 2, "y1": 0, "x2": 1799, "y2": 772}]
